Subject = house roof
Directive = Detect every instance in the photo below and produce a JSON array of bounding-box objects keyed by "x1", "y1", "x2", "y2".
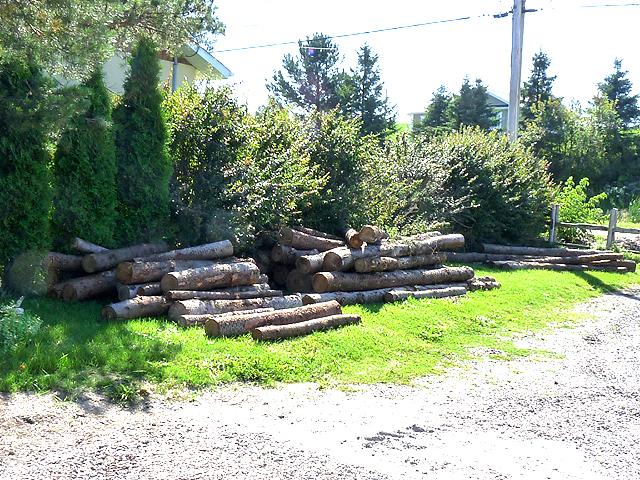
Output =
[{"x1": 178, "y1": 44, "x2": 233, "y2": 79}]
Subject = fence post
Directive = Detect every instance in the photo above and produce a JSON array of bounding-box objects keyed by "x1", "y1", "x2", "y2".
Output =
[
  {"x1": 549, "y1": 204, "x2": 559, "y2": 245},
  {"x1": 606, "y1": 208, "x2": 618, "y2": 249}
]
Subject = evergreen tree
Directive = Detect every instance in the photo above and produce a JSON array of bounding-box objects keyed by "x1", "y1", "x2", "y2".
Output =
[
  {"x1": 424, "y1": 86, "x2": 452, "y2": 127},
  {"x1": 597, "y1": 58, "x2": 640, "y2": 127},
  {"x1": 339, "y1": 44, "x2": 396, "y2": 137},
  {"x1": 113, "y1": 36, "x2": 173, "y2": 246},
  {"x1": 267, "y1": 33, "x2": 343, "y2": 112},
  {"x1": 448, "y1": 78, "x2": 498, "y2": 131},
  {"x1": 52, "y1": 69, "x2": 117, "y2": 249},
  {"x1": 521, "y1": 49, "x2": 557, "y2": 122}
]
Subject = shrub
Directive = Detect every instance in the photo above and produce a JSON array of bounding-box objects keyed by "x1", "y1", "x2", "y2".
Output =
[
  {"x1": 0, "y1": 296, "x2": 42, "y2": 355},
  {"x1": 556, "y1": 177, "x2": 607, "y2": 243}
]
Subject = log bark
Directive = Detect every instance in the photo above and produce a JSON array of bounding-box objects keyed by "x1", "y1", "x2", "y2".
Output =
[
  {"x1": 272, "y1": 265, "x2": 291, "y2": 286},
  {"x1": 487, "y1": 260, "x2": 629, "y2": 272},
  {"x1": 205, "y1": 300, "x2": 342, "y2": 337},
  {"x1": 312, "y1": 265, "x2": 475, "y2": 293},
  {"x1": 138, "y1": 240, "x2": 233, "y2": 262},
  {"x1": 358, "y1": 225, "x2": 388, "y2": 244},
  {"x1": 384, "y1": 285, "x2": 467, "y2": 302},
  {"x1": 445, "y1": 252, "x2": 622, "y2": 265},
  {"x1": 160, "y1": 262, "x2": 261, "y2": 292},
  {"x1": 291, "y1": 226, "x2": 343, "y2": 241},
  {"x1": 45, "y1": 252, "x2": 84, "y2": 272},
  {"x1": 165, "y1": 285, "x2": 282, "y2": 301},
  {"x1": 251, "y1": 314, "x2": 361, "y2": 341},
  {"x1": 47, "y1": 282, "x2": 66, "y2": 299},
  {"x1": 286, "y1": 269, "x2": 314, "y2": 293},
  {"x1": 302, "y1": 288, "x2": 395, "y2": 306},
  {"x1": 62, "y1": 270, "x2": 117, "y2": 302},
  {"x1": 479, "y1": 244, "x2": 603, "y2": 257},
  {"x1": 354, "y1": 253, "x2": 447, "y2": 273},
  {"x1": 270, "y1": 245, "x2": 319, "y2": 265},
  {"x1": 297, "y1": 248, "x2": 346, "y2": 274},
  {"x1": 117, "y1": 282, "x2": 162, "y2": 301},
  {"x1": 101, "y1": 295, "x2": 171, "y2": 321},
  {"x1": 176, "y1": 308, "x2": 275, "y2": 328},
  {"x1": 591, "y1": 259, "x2": 636, "y2": 272},
  {"x1": 116, "y1": 259, "x2": 225, "y2": 285},
  {"x1": 82, "y1": 242, "x2": 168, "y2": 273},
  {"x1": 71, "y1": 237, "x2": 108, "y2": 254},
  {"x1": 168, "y1": 294, "x2": 303, "y2": 323},
  {"x1": 344, "y1": 228, "x2": 363, "y2": 249},
  {"x1": 278, "y1": 227, "x2": 345, "y2": 251}
]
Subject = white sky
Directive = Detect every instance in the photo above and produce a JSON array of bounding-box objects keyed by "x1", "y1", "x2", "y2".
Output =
[{"x1": 209, "y1": 0, "x2": 640, "y2": 123}]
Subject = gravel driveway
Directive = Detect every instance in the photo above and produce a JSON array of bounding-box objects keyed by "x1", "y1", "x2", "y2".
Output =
[{"x1": 2, "y1": 286, "x2": 640, "y2": 480}]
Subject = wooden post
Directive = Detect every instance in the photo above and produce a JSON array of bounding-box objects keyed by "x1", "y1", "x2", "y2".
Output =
[
  {"x1": 607, "y1": 208, "x2": 618, "y2": 249},
  {"x1": 549, "y1": 203, "x2": 559, "y2": 245},
  {"x1": 507, "y1": 0, "x2": 526, "y2": 142}
]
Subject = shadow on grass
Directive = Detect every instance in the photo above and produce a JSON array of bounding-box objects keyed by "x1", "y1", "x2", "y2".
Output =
[{"x1": 573, "y1": 271, "x2": 640, "y2": 299}]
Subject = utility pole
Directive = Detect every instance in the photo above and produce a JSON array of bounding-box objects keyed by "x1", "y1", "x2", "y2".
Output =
[{"x1": 507, "y1": 0, "x2": 525, "y2": 142}]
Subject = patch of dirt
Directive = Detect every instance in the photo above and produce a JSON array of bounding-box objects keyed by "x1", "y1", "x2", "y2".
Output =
[{"x1": 2, "y1": 286, "x2": 640, "y2": 479}]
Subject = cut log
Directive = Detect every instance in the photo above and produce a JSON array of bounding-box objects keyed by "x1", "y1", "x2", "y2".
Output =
[
  {"x1": 591, "y1": 259, "x2": 636, "y2": 272},
  {"x1": 291, "y1": 226, "x2": 343, "y2": 241},
  {"x1": 297, "y1": 248, "x2": 347, "y2": 274},
  {"x1": 82, "y1": 242, "x2": 168, "y2": 273},
  {"x1": 286, "y1": 269, "x2": 314, "y2": 293},
  {"x1": 205, "y1": 300, "x2": 342, "y2": 337},
  {"x1": 272, "y1": 265, "x2": 291, "y2": 286},
  {"x1": 176, "y1": 308, "x2": 275, "y2": 328},
  {"x1": 278, "y1": 227, "x2": 345, "y2": 251},
  {"x1": 354, "y1": 253, "x2": 447, "y2": 273},
  {"x1": 71, "y1": 237, "x2": 109, "y2": 254},
  {"x1": 62, "y1": 270, "x2": 117, "y2": 302},
  {"x1": 168, "y1": 294, "x2": 303, "y2": 322},
  {"x1": 116, "y1": 259, "x2": 225, "y2": 285},
  {"x1": 384, "y1": 285, "x2": 467, "y2": 303},
  {"x1": 137, "y1": 240, "x2": 233, "y2": 262},
  {"x1": 302, "y1": 288, "x2": 395, "y2": 306},
  {"x1": 312, "y1": 265, "x2": 475, "y2": 293},
  {"x1": 45, "y1": 252, "x2": 84, "y2": 272},
  {"x1": 101, "y1": 295, "x2": 171, "y2": 321},
  {"x1": 271, "y1": 245, "x2": 319, "y2": 265},
  {"x1": 117, "y1": 282, "x2": 162, "y2": 301},
  {"x1": 251, "y1": 314, "x2": 361, "y2": 341},
  {"x1": 344, "y1": 228, "x2": 363, "y2": 249},
  {"x1": 165, "y1": 286, "x2": 282, "y2": 301},
  {"x1": 358, "y1": 225, "x2": 388, "y2": 244},
  {"x1": 479, "y1": 244, "x2": 603, "y2": 257},
  {"x1": 487, "y1": 260, "x2": 629, "y2": 272},
  {"x1": 445, "y1": 252, "x2": 622, "y2": 265},
  {"x1": 47, "y1": 282, "x2": 66, "y2": 300},
  {"x1": 160, "y1": 262, "x2": 261, "y2": 292}
]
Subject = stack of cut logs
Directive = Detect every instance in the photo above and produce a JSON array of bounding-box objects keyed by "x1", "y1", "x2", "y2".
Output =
[
  {"x1": 446, "y1": 244, "x2": 636, "y2": 273},
  {"x1": 270, "y1": 225, "x2": 501, "y2": 307}
]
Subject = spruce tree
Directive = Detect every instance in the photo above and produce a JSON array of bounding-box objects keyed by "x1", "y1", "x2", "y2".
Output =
[
  {"x1": 52, "y1": 69, "x2": 117, "y2": 248},
  {"x1": 448, "y1": 78, "x2": 497, "y2": 131},
  {"x1": 521, "y1": 49, "x2": 557, "y2": 122},
  {"x1": 597, "y1": 58, "x2": 640, "y2": 127},
  {"x1": 421, "y1": 86, "x2": 452, "y2": 129},
  {"x1": 113, "y1": 36, "x2": 172, "y2": 246}
]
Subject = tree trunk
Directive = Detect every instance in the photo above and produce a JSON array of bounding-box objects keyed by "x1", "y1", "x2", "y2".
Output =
[
  {"x1": 205, "y1": 300, "x2": 342, "y2": 337},
  {"x1": 71, "y1": 237, "x2": 108, "y2": 254},
  {"x1": 344, "y1": 228, "x2": 363, "y2": 249},
  {"x1": 45, "y1": 252, "x2": 84, "y2": 272},
  {"x1": 479, "y1": 244, "x2": 603, "y2": 257},
  {"x1": 168, "y1": 294, "x2": 303, "y2": 323},
  {"x1": 322, "y1": 248, "x2": 359, "y2": 272},
  {"x1": 251, "y1": 314, "x2": 361, "y2": 341},
  {"x1": 358, "y1": 225, "x2": 388, "y2": 244},
  {"x1": 278, "y1": 227, "x2": 345, "y2": 251},
  {"x1": 117, "y1": 282, "x2": 162, "y2": 301},
  {"x1": 176, "y1": 308, "x2": 275, "y2": 329},
  {"x1": 82, "y1": 242, "x2": 168, "y2": 273},
  {"x1": 286, "y1": 269, "x2": 314, "y2": 293},
  {"x1": 160, "y1": 262, "x2": 261, "y2": 292},
  {"x1": 271, "y1": 245, "x2": 319, "y2": 265},
  {"x1": 116, "y1": 259, "x2": 226, "y2": 285},
  {"x1": 47, "y1": 282, "x2": 66, "y2": 299},
  {"x1": 302, "y1": 288, "x2": 395, "y2": 306},
  {"x1": 487, "y1": 260, "x2": 629, "y2": 272},
  {"x1": 312, "y1": 265, "x2": 475, "y2": 293},
  {"x1": 384, "y1": 285, "x2": 467, "y2": 302},
  {"x1": 62, "y1": 270, "x2": 117, "y2": 302},
  {"x1": 590, "y1": 259, "x2": 636, "y2": 272},
  {"x1": 272, "y1": 265, "x2": 291, "y2": 286},
  {"x1": 165, "y1": 285, "x2": 282, "y2": 301},
  {"x1": 291, "y1": 225, "x2": 343, "y2": 240},
  {"x1": 354, "y1": 253, "x2": 447, "y2": 273},
  {"x1": 296, "y1": 248, "x2": 346, "y2": 274},
  {"x1": 101, "y1": 295, "x2": 171, "y2": 321},
  {"x1": 138, "y1": 240, "x2": 233, "y2": 262}
]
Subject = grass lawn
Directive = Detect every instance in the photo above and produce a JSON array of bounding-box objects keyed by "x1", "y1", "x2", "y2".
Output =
[{"x1": 1, "y1": 265, "x2": 638, "y2": 402}]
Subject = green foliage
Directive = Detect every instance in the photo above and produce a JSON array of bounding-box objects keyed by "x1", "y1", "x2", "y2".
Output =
[
  {"x1": 555, "y1": 177, "x2": 607, "y2": 243},
  {"x1": 448, "y1": 77, "x2": 498, "y2": 131},
  {"x1": 597, "y1": 58, "x2": 640, "y2": 127},
  {"x1": 521, "y1": 49, "x2": 557, "y2": 123},
  {"x1": 114, "y1": 37, "x2": 173, "y2": 246},
  {"x1": 0, "y1": 59, "x2": 53, "y2": 275},
  {"x1": 0, "y1": 296, "x2": 42, "y2": 355},
  {"x1": 51, "y1": 69, "x2": 117, "y2": 249},
  {"x1": 414, "y1": 85, "x2": 452, "y2": 133}
]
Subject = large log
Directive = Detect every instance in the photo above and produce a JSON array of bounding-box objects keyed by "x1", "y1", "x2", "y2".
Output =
[
  {"x1": 445, "y1": 252, "x2": 622, "y2": 265},
  {"x1": 297, "y1": 248, "x2": 347, "y2": 274},
  {"x1": 205, "y1": 300, "x2": 342, "y2": 337},
  {"x1": 160, "y1": 262, "x2": 261, "y2": 292},
  {"x1": 354, "y1": 253, "x2": 447, "y2": 273},
  {"x1": 165, "y1": 285, "x2": 282, "y2": 301},
  {"x1": 358, "y1": 225, "x2": 388, "y2": 244},
  {"x1": 101, "y1": 295, "x2": 171, "y2": 321},
  {"x1": 138, "y1": 240, "x2": 233, "y2": 262},
  {"x1": 344, "y1": 228, "x2": 363, "y2": 249},
  {"x1": 291, "y1": 226, "x2": 343, "y2": 241},
  {"x1": 271, "y1": 245, "x2": 319, "y2": 265},
  {"x1": 487, "y1": 260, "x2": 629, "y2": 272},
  {"x1": 176, "y1": 308, "x2": 275, "y2": 328},
  {"x1": 286, "y1": 269, "x2": 314, "y2": 293},
  {"x1": 479, "y1": 244, "x2": 603, "y2": 257},
  {"x1": 302, "y1": 288, "x2": 395, "y2": 306},
  {"x1": 45, "y1": 252, "x2": 84, "y2": 272},
  {"x1": 251, "y1": 314, "x2": 361, "y2": 341},
  {"x1": 62, "y1": 270, "x2": 117, "y2": 302},
  {"x1": 312, "y1": 265, "x2": 475, "y2": 293},
  {"x1": 116, "y1": 259, "x2": 224, "y2": 285},
  {"x1": 82, "y1": 242, "x2": 168, "y2": 273},
  {"x1": 384, "y1": 285, "x2": 467, "y2": 303},
  {"x1": 117, "y1": 282, "x2": 163, "y2": 301},
  {"x1": 168, "y1": 294, "x2": 303, "y2": 322},
  {"x1": 278, "y1": 227, "x2": 345, "y2": 251},
  {"x1": 71, "y1": 237, "x2": 109, "y2": 254},
  {"x1": 272, "y1": 264, "x2": 291, "y2": 286}
]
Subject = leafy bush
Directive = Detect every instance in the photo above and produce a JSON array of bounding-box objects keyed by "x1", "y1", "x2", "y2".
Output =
[
  {"x1": 556, "y1": 177, "x2": 607, "y2": 243},
  {"x1": 0, "y1": 296, "x2": 42, "y2": 355}
]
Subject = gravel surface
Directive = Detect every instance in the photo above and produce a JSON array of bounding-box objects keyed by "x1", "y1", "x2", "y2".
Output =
[{"x1": 2, "y1": 286, "x2": 640, "y2": 480}]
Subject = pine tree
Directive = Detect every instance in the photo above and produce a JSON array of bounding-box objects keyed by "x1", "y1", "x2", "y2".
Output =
[
  {"x1": 597, "y1": 58, "x2": 640, "y2": 127},
  {"x1": 113, "y1": 36, "x2": 173, "y2": 246},
  {"x1": 339, "y1": 44, "x2": 396, "y2": 137},
  {"x1": 423, "y1": 86, "x2": 452, "y2": 128},
  {"x1": 521, "y1": 49, "x2": 557, "y2": 122},
  {"x1": 448, "y1": 78, "x2": 497, "y2": 131}
]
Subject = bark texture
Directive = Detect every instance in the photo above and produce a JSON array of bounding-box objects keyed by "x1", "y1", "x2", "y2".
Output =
[
  {"x1": 62, "y1": 270, "x2": 117, "y2": 302},
  {"x1": 116, "y1": 260, "x2": 223, "y2": 285},
  {"x1": 101, "y1": 295, "x2": 171, "y2": 321},
  {"x1": 384, "y1": 285, "x2": 467, "y2": 302},
  {"x1": 160, "y1": 262, "x2": 261, "y2": 292},
  {"x1": 302, "y1": 288, "x2": 394, "y2": 306},
  {"x1": 358, "y1": 225, "x2": 388, "y2": 244},
  {"x1": 165, "y1": 286, "x2": 282, "y2": 301},
  {"x1": 271, "y1": 246, "x2": 319, "y2": 265},
  {"x1": 140, "y1": 240, "x2": 233, "y2": 262},
  {"x1": 71, "y1": 237, "x2": 108, "y2": 254},
  {"x1": 344, "y1": 228, "x2": 363, "y2": 249},
  {"x1": 278, "y1": 227, "x2": 345, "y2": 251},
  {"x1": 251, "y1": 314, "x2": 361, "y2": 341},
  {"x1": 117, "y1": 282, "x2": 162, "y2": 301},
  {"x1": 82, "y1": 242, "x2": 168, "y2": 273},
  {"x1": 175, "y1": 308, "x2": 275, "y2": 328},
  {"x1": 479, "y1": 244, "x2": 602, "y2": 257},
  {"x1": 354, "y1": 253, "x2": 447, "y2": 273}
]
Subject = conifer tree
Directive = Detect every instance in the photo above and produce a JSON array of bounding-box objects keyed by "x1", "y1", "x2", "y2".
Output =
[
  {"x1": 521, "y1": 49, "x2": 557, "y2": 122},
  {"x1": 597, "y1": 58, "x2": 640, "y2": 127},
  {"x1": 448, "y1": 78, "x2": 497, "y2": 131}
]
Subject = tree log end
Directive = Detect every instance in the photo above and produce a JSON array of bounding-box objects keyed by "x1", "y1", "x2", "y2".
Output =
[
  {"x1": 160, "y1": 273, "x2": 179, "y2": 293},
  {"x1": 204, "y1": 319, "x2": 221, "y2": 337},
  {"x1": 115, "y1": 262, "x2": 134, "y2": 284},
  {"x1": 82, "y1": 255, "x2": 98, "y2": 273},
  {"x1": 312, "y1": 273, "x2": 331, "y2": 293},
  {"x1": 62, "y1": 285, "x2": 78, "y2": 302},
  {"x1": 101, "y1": 306, "x2": 117, "y2": 321}
]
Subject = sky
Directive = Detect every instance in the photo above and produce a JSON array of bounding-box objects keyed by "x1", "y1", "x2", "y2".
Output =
[{"x1": 208, "y1": 0, "x2": 640, "y2": 123}]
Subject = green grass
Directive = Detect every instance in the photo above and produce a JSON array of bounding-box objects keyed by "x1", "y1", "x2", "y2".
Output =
[{"x1": 1, "y1": 266, "x2": 638, "y2": 401}]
